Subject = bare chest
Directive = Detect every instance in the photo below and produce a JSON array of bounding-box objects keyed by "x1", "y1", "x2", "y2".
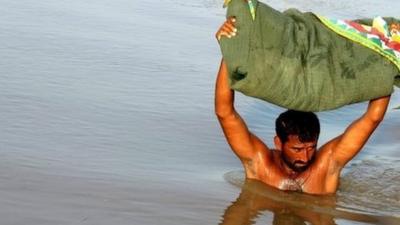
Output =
[
  {"x1": 245, "y1": 159, "x2": 337, "y2": 194},
  {"x1": 277, "y1": 176, "x2": 309, "y2": 192}
]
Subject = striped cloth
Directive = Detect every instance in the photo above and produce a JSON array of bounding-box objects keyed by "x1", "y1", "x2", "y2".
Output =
[{"x1": 316, "y1": 16, "x2": 400, "y2": 70}]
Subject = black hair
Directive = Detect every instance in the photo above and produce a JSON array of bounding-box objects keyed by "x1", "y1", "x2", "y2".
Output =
[{"x1": 275, "y1": 110, "x2": 320, "y2": 143}]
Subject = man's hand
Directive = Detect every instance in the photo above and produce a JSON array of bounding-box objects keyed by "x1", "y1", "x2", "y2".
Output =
[{"x1": 216, "y1": 17, "x2": 237, "y2": 41}]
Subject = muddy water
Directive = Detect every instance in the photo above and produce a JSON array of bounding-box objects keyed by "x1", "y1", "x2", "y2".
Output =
[{"x1": 0, "y1": 0, "x2": 399, "y2": 224}]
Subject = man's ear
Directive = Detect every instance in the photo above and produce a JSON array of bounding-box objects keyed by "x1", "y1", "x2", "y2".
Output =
[{"x1": 274, "y1": 136, "x2": 283, "y2": 151}]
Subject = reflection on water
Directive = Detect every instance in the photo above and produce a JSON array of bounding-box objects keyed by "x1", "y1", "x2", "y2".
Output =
[
  {"x1": 220, "y1": 179, "x2": 337, "y2": 225},
  {"x1": 222, "y1": 175, "x2": 400, "y2": 225}
]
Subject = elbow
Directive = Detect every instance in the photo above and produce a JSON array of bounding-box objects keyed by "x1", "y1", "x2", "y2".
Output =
[
  {"x1": 215, "y1": 109, "x2": 228, "y2": 120},
  {"x1": 214, "y1": 99, "x2": 235, "y2": 119},
  {"x1": 368, "y1": 108, "x2": 386, "y2": 124},
  {"x1": 365, "y1": 112, "x2": 385, "y2": 125},
  {"x1": 366, "y1": 96, "x2": 390, "y2": 124},
  {"x1": 369, "y1": 115, "x2": 384, "y2": 124},
  {"x1": 215, "y1": 107, "x2": 234, "y2": 120}
]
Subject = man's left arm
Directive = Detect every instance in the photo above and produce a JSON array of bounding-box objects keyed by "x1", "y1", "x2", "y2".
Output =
[{"x1": 326, "y1": 95, "x2": 391, "y2": 168}]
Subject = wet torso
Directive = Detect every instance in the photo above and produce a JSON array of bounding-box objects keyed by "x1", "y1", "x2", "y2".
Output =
[{"x1": 242, "y1": 146, "x2": 341, "y2": 195}]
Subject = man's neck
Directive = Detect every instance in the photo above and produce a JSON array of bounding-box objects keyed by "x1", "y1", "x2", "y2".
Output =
[{"x1": 280, "y1": 160, "x2": 300, "y2": 178}]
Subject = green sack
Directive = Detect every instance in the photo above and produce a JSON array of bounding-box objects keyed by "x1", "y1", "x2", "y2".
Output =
[{"x1": 219, "y1": 0, "x2": 400, "y2": 111}]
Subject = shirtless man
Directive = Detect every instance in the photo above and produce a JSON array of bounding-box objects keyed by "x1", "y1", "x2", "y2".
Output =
[{"x1": 215, "y1": 18, "x2": 391, "y2": 195}]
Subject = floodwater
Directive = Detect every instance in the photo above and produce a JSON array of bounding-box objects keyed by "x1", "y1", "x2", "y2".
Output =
[{"x1": 0, "y1": 0, "x2": 399, "y2": 224}]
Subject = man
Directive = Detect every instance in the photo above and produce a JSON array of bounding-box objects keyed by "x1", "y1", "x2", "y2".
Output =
[{"x1": 215, "y1": 18, "x2": 391, "y2": 194}]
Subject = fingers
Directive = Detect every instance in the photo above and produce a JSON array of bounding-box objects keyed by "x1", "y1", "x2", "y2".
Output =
[
  {"x1": 217, "y1": 29, "x2": 235, "y2": 41},
  {"x1": 216, "y1": 17, "x2": 238, "y2": 41},
  {"x1": 228, "y1": 17, "x2": 236, "y2": 24},
  {"x1": 217, "y1": 31, "x2": 231, "y2": 41},
  {"x1": 225, "y1": 17, "x2": 237, "y2": 33},
  {"x1": 224, "y1": 22, "x2": 237, "y2": 34}
]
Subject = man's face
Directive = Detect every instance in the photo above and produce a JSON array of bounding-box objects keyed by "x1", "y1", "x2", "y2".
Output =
[{"x1": 281, "y1": 135, "x2": 317, "y2": 172}]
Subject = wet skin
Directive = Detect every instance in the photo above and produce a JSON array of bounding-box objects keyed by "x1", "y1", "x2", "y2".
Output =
[
  {"x1": 219, "y1": 179, "x2": 392, "y2": 225},
  {"x1": 215, "y1": 19, "x2": 391, "y2": 194}
]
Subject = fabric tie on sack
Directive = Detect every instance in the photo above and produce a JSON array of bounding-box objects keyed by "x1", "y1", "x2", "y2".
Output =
[
  {"x1": 224, "y1": 0, "x2": 256, "y2": 20},
  {"x1": 219, "y1": 0, "x2": 400, "y2": 111}
]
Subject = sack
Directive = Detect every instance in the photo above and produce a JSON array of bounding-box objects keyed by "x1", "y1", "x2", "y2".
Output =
[{"x1": 219, "y1": 0, "x2": 400, "y2": 111}]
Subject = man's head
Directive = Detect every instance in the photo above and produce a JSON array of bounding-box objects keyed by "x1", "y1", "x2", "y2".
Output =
[{"x1": 274, "y1": 110, "x2": 320, "y2": 172}]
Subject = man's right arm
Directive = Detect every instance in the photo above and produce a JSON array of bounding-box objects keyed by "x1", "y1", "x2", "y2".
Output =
[{"x1": 215, "y1": 59, "x2": 270, "y2": 161}]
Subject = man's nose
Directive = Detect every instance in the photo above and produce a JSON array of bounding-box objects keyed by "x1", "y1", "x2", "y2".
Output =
[{"x1": 299, "y1": 150, "x2": 308, "y2": 162}]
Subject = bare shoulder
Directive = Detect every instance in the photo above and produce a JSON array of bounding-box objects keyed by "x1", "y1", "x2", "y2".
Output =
[
  {"x1": 242, "y1": 137, "x2": 275, "y2": 179},
  {"x1": 313, "y1": 140, "x2": 341, "y2": 174},
  {"x1": 251, "y1": 135, "x2": 274, "y2": 162}
]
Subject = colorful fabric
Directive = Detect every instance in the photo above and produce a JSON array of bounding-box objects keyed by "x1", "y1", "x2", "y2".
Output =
[
  {"x1": 246, "y1": 0, "x2": 256, "y2": 20},
  {"x1": 317, "y1": 16, "x2": 400, "y2": 71},
  {"x1": 224, "y1": 0, "x2": 256, "y2": 20},
  {"x1": 223, "y1": 0, "x2": 231, "y2": 8}
]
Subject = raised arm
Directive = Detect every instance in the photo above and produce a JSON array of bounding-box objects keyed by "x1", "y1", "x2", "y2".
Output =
[
  {"x1": 215, "y1": 59, "x2": 269, "y2": 161},
  {"x1": 328, "y1": 96, "x2": 391, "y2": 168}
]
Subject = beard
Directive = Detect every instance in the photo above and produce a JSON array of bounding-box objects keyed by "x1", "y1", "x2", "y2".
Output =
[{"x1": 282, "y1": 152, "x2": 315, "y2": 173}]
